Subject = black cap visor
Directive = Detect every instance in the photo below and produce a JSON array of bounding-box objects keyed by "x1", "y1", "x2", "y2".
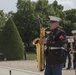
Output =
[{"x1": 49, "y1": 20, "x2": 57, "y2": 23}]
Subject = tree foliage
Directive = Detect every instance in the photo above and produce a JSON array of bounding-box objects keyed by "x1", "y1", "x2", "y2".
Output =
[
  {"x1": 0, "y1": 10, "x2": 6, "y2": 32},
  {"x1": 13, "y1": 0, "x2": 38, "y2": 47},
  {"x1": 64, "y1": 9, "x2": 76, "y2": 35}
]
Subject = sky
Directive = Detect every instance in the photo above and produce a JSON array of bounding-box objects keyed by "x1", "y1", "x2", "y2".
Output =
[{"x1": 0, "y1": 0, "x2": 76, "y2": 13}]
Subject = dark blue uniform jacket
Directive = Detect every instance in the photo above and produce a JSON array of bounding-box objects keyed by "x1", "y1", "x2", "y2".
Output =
[{"x1": 45, "y1": 28, "x2": 66, "y2": 65}]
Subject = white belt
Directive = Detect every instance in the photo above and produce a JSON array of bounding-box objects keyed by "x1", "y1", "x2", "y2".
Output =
[{"x1": 49, "y1": 47, "x2": 65, "y2": 50}]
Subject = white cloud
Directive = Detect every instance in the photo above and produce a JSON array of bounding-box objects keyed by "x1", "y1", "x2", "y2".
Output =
[
  {"x1": 0, "y1": 0, "x2": 17, "y2": 13},
  {"x1": 57, "y1": 0, "x2": 76, "y2": 10}
]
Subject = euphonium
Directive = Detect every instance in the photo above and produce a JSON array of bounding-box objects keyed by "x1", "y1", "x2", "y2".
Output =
[{"x1": 33, "y1": 27, "x2": 49, "y2": 71}]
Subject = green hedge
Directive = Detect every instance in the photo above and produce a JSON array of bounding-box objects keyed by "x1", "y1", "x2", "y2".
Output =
[{"x1": 0, "y1": 18, "x2": 24, "y2": 60}]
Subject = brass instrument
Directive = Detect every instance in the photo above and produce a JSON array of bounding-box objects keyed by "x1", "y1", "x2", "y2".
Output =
[{"x1": 33, "y1": 27, "x2": 48, "y2": 71}]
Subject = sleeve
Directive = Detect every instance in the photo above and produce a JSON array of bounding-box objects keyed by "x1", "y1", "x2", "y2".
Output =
[{"x1": 46, "y1": 31, "x2": 66, "y2": 47}]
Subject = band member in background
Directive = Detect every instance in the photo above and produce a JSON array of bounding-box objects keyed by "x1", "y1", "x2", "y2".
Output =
[
  {"x1": 63, "y1": 37, "x2": 72, "y2": 69},
  {"x1": 43, "y1": 16, "x2": 66, "y2": 75},
  {"x1": 72, "y1": 30, "x2": 76, "y2": 69}
]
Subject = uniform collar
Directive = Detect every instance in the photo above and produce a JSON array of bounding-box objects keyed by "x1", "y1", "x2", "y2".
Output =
[{"x1": 51, "y1": 27, "x2": 58, "y2": 32}]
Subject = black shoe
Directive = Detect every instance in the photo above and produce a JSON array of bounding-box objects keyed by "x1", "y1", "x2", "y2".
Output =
[
  {"x1": 66, "y1": 67, "x2": 71, "y2": 69},
  {"x1": 73, "y1": 66, "x2": 76, "y2": 69}
]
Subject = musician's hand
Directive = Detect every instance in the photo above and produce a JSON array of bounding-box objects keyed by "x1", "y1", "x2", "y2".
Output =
[
  {"x1": 40, "y1": 38, "x2": 47, "y2": 44},
  {"x1": 69, "y1": 51, "x2": 73, "y2": 54},
  {"x1": 64, "y1": 49, "x2": 67, "y2": 51}
]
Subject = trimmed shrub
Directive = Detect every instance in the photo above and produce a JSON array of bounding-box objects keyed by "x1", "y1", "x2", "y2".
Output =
[{"x1": 0, "y1": 18, "x2": 24, "y2": 60}]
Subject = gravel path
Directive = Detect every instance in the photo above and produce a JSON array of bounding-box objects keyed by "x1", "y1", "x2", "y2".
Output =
[
  {"x1": 0, "y1": 60, "x2": 75, "y2": 75},
  {"x1": 0, "y1": 60, "x2": 38, "y2": 72}
]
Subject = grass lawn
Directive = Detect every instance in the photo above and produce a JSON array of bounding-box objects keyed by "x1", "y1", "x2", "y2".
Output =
[{"x1": 26, "y1": 53, "x2": 36, "y2": 60}]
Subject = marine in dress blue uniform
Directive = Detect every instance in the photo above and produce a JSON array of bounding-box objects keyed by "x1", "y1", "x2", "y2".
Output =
[
  {"x1": 63, "y1": 38, "x2": 72, "y2": 69},
  {"x1": 44, "y1": 16, "x2": 66, "y2": 75},
  {"x1": 72, "y1": 30, "x2": 76, "y2": 69}
]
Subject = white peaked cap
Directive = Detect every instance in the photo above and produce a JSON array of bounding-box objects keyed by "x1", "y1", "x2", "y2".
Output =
[
  {"x1": 49, "y1": 16, "x2": 61, "y2": 22},
  {"x1": 72, "y1": 30, "x2": 76, "y2": 34}
]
